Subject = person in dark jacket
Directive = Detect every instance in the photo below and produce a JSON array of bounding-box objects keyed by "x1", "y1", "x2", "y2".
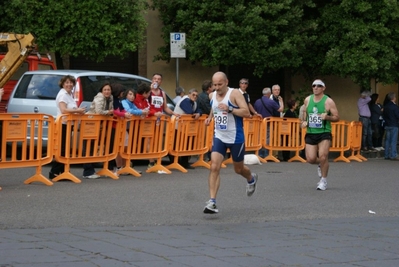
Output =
[
  {"x1": 382, "y1": 92, "x2": 399, "y2": 160},
  {"x1": 254, "y1": 87, "x2": 283, "y2": 158},
  {"x1": 282, "y1": 99, "x2": 298, "y2": 161},
  {"x1": 197, "y1": 80, "x2": 212, "y2": 115},
  {"x1": 369, "y1": 93, "x2": 384, "y2": 151}
]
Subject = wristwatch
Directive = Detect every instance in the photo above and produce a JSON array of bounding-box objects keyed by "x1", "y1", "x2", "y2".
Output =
[{"x1": 228, "y1": 106, "x2": 234, "y2": 113}]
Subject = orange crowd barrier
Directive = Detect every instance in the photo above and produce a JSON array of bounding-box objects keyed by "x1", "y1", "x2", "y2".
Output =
[
  {"x1": 347, "y1": 121, "x2": 367, "y2": 162},
  {"x1": 330, "y1": 120, "x2": 351, "y2": 162},
  {"x1": 167, "y1": 115, "x2": 211, "y2": 172},
  {"x1": 262, "y1": 117, "x2": 306, "y2": 162},
  {"x1": 118, "y1": 115, "x2": 171, "y2": 175},
  {"x1": 0, "y1": 113, "x2": 54, "y2": 188},
  {"x1": 222, "y1": 116, "x2": 264, "y2": 165},
  {"x1": 191, "y1": 119, "x2": 216, "y2": 169},
  {"x1": 0, "y1": 115, "x2": 367, "y2": 191},
  {"x1": 52, "y1": 114, "x2": 120, "y2": 183},
  {"x1": 197, "y1": 120, "x2": 223, "y2": 169}
]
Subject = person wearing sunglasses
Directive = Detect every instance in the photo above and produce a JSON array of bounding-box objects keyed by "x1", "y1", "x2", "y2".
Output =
[
  {"x1": 300, "y1": 79, "x2": 339, "y2": 191},
  {"x1": 237, "y1": 78, "x2": 262, "y2": 118},
  {"x1": 173, "y1": 88, "x2": 202, "y2": 169},
  {"x1": 269, "y1": 84, "x2": 285, "y2": 159},
  {"x1": 270, "y1": 84, "x2": 284, "y2": 118}
]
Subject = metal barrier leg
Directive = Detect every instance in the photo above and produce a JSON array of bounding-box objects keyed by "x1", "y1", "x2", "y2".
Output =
[
  {"x1": 166, "y1": 154, "x2": 188, "y2": 173},
  {"x1": 288, "y1": 150, "x2": 306, "y2": 163},
  {"x1": 97, "y1": 161, "x2": 119, "y2": 180},
  {"x1": 52, "y1": 164, "x2": 82, "y2": 183},
  {"x1": 117, "y1": 166, "x2": 142, "y2": 177},
  {"x1": 191, "y1": 153, "x2": 211, "y2": 169},
  {"x1": 254, "y1": 151, "x2": 267, "y2": 163},
  {"x1": 146, "y1": 158, "x2": 172, "y2": 174},
  {"x1": 97, "y1": 168, "x2": 118, "y2": 179},
  {"x1": 24, "y1": 165, "x2": 53, "y2": 186},
  {"x1": 264, "y1": 150, "x2": 280, "y2": 162},
  {"x1": 347, "y1": 149, "x2": 367, "y2": 162},
  {"x1": 333, "y1": 150, "x2": 351, "y2": 163},
  {"x1": 115, "y1": 159, "x2": 142, "y2": 177}
]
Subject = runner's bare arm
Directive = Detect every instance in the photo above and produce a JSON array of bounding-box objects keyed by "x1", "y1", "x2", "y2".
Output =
[
  {"x1": 205, "y1": 92, "x2": 214, "y2": 125},
  {"x1": 230, "y1": 89, "x2": 250, "y2": 117},
  {"x1": 322, "y1": 98, "x2": 339, "y2": 122},
  {"x1": 300, "y1": 96, "x2": 310, "y2": 128},
  {"x1": 162, "y1": 91, "x2": 178, "y2": 116}
]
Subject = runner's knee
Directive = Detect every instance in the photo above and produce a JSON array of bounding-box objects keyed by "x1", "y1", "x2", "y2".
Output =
[{"x1": 233, "y1": 164, "x2": 245, "y2": 174}]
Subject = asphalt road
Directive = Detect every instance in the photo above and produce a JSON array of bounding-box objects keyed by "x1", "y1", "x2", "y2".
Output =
[{"x1": 0, "y1": 157, "x2": 397, "y2": 229}]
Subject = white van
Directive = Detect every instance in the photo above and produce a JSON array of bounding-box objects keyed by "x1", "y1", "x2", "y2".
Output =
[{"x1": 7, "y1": 70, "x2": 175, "y2": 146}]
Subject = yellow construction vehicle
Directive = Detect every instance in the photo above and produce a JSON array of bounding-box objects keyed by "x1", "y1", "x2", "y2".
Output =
[
  {"x1": 0, "y1": 33, "x2": 36, "y2": 87},
  {"x1": 0, "y1": 33, "x2": 56, "y2": 112}
]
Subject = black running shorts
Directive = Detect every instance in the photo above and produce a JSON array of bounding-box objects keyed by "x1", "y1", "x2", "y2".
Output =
[{"x1": 305, "y1": 132, "x2": 332, "y2": 145}]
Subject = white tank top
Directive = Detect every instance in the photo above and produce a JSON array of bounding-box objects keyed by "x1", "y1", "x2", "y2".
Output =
[{"x1": 211, "y1": 88, "x2": 244, "y2": 144}]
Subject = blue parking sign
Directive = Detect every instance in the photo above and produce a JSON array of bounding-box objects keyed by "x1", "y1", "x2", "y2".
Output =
[{"x1": 170, "y1": 32, "x2": 186, "y2": 58}]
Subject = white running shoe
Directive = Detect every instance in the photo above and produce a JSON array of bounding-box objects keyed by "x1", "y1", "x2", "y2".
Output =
[
  {"x1": 83, "y1": 174, "x2": 100, "y2": 179},
  {"x1": 317, "y1": 165, "x2": 322, "y2": 178},
  {"x1": 317, "y1": 178, "x2": 327, "y2": 191},
  {"x1": 246, "y1": 173, "x2": 258, "y2": 196},
  {"x1": 203, "y1": 200, "x2": 218, "y2": 214}
]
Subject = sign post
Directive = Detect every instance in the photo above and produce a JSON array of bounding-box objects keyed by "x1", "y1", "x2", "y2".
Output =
[{"x1": 170, "y1": 33, "x2": 186, "y2": 88}]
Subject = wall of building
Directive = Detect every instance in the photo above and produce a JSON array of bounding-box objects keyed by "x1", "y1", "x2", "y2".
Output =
[
  {"x1": 289, "y1": 76, "x2": 399, "y2": 122},
  {"x1": 374, "y1": 79, "x2": 398, "y2": 105},
  {"x1": 290, "y1": 75, "x2": 361, "y2": 122},
  {"x1": 144, "y1": 9, "x2": 218, "y2": 98}
]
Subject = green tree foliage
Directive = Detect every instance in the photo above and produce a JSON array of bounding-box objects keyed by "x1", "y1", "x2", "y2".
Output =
[
  {"x1": 0, "y1": 0, "x2": 148, "y2": 61},
  {"x1": 153, "y1": 0, "x2": 399, "y2": 87},
  {"x1": 152, "y1": 0, "x2": 316, "y2": 77},
  {"x1": 315, "y1": 0, "x2": 399, "y2": 89}
]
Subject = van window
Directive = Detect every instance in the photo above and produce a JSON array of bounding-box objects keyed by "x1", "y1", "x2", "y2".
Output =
[
  {"x1": 80, "y1": 76, "x2": 151, "y2": 101},
  {"x1": 13, "y1": 74, "x2": 62, "y2": 99},
  {"x1": 12, "y1": 74, "x2": 155, "y2": 102}
]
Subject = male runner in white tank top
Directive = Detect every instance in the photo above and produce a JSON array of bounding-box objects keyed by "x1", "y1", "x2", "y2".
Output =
[{"x1": 203, "y1": 71, "x2": 258, "y2": 214}]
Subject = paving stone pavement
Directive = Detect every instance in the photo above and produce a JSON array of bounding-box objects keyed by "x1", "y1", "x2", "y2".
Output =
[
  {"x1": 0, "y1": 217, "x2": 398, "y2": 267},
  {"x1": 0, "y1": 157, "x2": 398, "y2": 266}
]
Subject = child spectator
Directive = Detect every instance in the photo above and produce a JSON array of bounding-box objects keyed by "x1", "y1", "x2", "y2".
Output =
[
  {"x1": 133, "y1": 83, "x2": 151, "y2": 113},
  {"x1": 122, "y1": 88, "x2": 149, "y2": 116},
  {"x1": 111, "y1": 84, "x2": 135, "y2": 176}
]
